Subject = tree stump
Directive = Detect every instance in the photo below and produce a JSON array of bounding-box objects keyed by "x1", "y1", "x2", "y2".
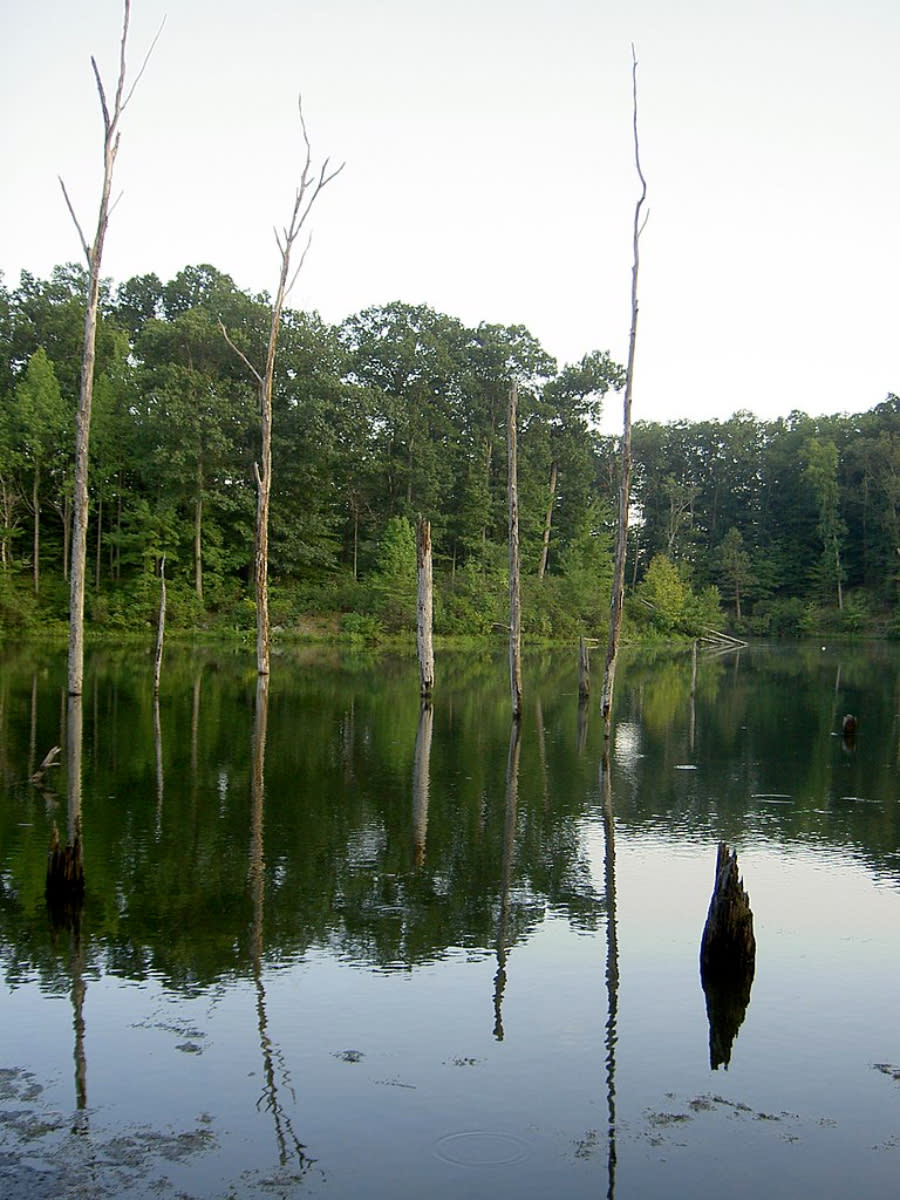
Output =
[
  {"x1": 700, "y1": 842, "x2": 755, "y2": 1069},
  {"x1": 700, "y1": 842, "x2": 755, "y2": 975},
  {"x1": 45, "y1": 820, "x2": 85, "y2": 903}
]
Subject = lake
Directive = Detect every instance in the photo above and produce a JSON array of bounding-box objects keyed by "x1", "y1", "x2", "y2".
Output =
[{"x1": 1, "y1": 639, "x2": 898, "y2": 1198}]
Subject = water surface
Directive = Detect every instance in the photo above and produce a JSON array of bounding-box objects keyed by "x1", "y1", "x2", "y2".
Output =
[{"x1": 1, "y1": 640, "x2": 898, "y2": 1197}]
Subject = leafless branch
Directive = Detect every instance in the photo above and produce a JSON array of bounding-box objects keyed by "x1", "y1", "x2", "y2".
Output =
[
  {"x1": 58, "y1": 177, "x2": 91, "y2": 262},
  {"x1": 123, "y1": 15, "x2": 166, "y2": 110},
  {"x1": 219, "y1": 320, "x2": 264, "y2": 385},
  {"x1": 31, "y1": 745, "x2": 61, "y2": 785},
  {"x1": 111, "y1": 0, "x2": 130, "y2": 122},
  {"x1": 91, "y1": 56, "x2": 112, "y2": 132},
  {"x1": 286, "y1": 232, "x2": 313, "y2": 297}
]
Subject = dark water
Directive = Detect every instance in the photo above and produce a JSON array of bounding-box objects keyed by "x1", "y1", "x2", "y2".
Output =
[{"x1": 1, "y1": 640, "x2": 898, "y2": 1198}]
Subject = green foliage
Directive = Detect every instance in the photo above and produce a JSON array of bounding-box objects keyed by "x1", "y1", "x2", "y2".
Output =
[
  {"x1": 436, "y1": 550, "x2": 507, "y2": 636},
  {"x1": 340, "y1": 612, "x2": 383, "y2": 644},
  {"x1": 1, "y1": 257, "x2": 895, "y2": 641},
  {"x1": 635, "y1": 554, "x2": 723, "y2": 637},
  {"x1": 637, "y1": 555, "x2": 686, "y2": 633},
  {"x1": 369, "y1": 515, "x2": 417, "y2": 632},
  {"x1": 0, "y1": 570, "x2": 37, "y2": 630}
]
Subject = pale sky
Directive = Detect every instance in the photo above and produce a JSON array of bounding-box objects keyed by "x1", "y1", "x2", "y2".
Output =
[{"x1": 2, "y1": 0, "x2": 897, "y2": 432}]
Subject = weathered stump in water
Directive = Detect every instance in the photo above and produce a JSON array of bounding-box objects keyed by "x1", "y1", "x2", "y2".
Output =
[
  {"x1": 416, "y1": 518, "x2": 435, "y2": 699},
  {"x1": 700, "y1": 842, "x2": 755, "y2": 975},
  {"x1": 45, "y1": 819, "x2": 84, "y2": 902},
  {"x1": 700, "y1": 842, "x2": 755, "y2": 1069}
]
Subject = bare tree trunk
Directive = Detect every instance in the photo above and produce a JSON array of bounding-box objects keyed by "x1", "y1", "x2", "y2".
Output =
[
  {"x1": 62, "y1": 0, "x2": 159, "y2": 696},
  {"x1": 508, "y1": 382, "x2": 523, "y2": 721},
  {"x1": 46, "y1": 694, "x2": 84, "y2": 903},
  {"x1": 0, "y1": 476, "x2": 19, "y2": 566},
  {"x1": 834, "y1": 538, "x2": 843, "y2": 610},
  {"x1": 537, "y1": 460, "x2": 558, "y2": 580},
  {"x1": 600, "y1": 47, "x2": 647, "y2": 744},
  {"x1": 94, "y1": 493, "x2": 102, "y2": 589},
  {"x1": 32, "y1": 463, "x2": 40, "y2": 596},
  {"x1": 416, "y1": 517, "x2": 435, "y2": 698},
  {"x1": 154, "y1": 554, "x2": 166, "y2": 695},
  {"x1": 194, "y1": 472, "x2": 203, "y2": 602},
  {"x1": 222, "y1": 101, "x2": 343, "y2": 676}
]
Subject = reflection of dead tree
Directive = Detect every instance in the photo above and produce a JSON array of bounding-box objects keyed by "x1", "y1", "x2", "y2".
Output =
[
  {"x1": 534, "y1": 696, "x2": 551, "y2": 811},
  {"x1": 493, "y1": 721, "x2": 521, "y2": 1041},
  {"x1": 47, "y1": 696, "x2": 84, "y2": 902},
  {"x1": 190, "y1": 668, "x2": 202, "y2": 776},
  {"x1": 72, "y1": 919, "x2": 88, "y2": 1123},
  {"x1": 153, "y1": 695, "x2": 163, "y2": 840},
  {"x1": 248, "y1": 675, "x2": 314, "y2": 1172},
  {"x1": 45, "y1": 701, "x2": 89, "y2": 1125},
  {"x1": 601, "y1": 757, "x2": 619, "y2": 1200},
  {"x1": 411, "y1": 702, "x2": 433, "y2": 868}
]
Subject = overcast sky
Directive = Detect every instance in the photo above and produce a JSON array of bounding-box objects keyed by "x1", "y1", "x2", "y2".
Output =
[{"x1": 2, "y1": 0, "x2": 897, "y2": 431}]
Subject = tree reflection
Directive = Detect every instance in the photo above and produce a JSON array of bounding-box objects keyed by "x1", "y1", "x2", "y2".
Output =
[
  {"x1": 44, "y1": 693, "x2": 88, "y2": 1129},
  {"x1": 493, "y1": 721, "x2": 521, "y2": 1041},
  {"x1": 248, "y1": 674, "x2": 314, "y2": 1174},
  {"x1": 411, "y1": 701, "x2": 433, "y2": 869},
  {"x1": 600, "y1": 752, "x2": 618, "y2": 1200}
]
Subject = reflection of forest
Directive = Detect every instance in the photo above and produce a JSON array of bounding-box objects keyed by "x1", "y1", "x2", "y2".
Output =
[
  {"x1": 0, "y1": 647, "x2": 605, "y2": 992},
  {"x1": 613, "y1": 642, "x2": 900, "y2": 862},
  {"x1": 1, "y1": 642, "x2": 898, "y2": 996}
]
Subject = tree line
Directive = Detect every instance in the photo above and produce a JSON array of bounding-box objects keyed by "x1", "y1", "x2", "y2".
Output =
[{"x1": 1, "y1": 261, "x2": 897, "y2": 641}]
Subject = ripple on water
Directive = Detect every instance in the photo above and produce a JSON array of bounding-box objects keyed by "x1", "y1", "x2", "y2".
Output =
[{"x1": 433, "y1": 1130, "x2": 529, "y2": 1167}]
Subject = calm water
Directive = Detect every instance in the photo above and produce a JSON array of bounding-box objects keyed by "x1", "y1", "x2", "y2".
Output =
[{"x1": 1, "y1": 640, "x2": 898, "y2": 1198}]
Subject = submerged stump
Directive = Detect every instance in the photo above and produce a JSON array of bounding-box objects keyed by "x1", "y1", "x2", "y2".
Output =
[
  {"x1": 45, "y1": 819, "x2": 85, "y2": 905},
  {"x1": 700, "y1": 842, "x2": 755, "y2": 1069}
]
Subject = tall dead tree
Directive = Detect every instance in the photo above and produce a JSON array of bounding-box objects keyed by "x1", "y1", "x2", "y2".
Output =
[
  {"x1": 508, "y1": 381, "x2": 523, "y2": 720},
  {"x1": 61, "y1": 0, "x2": 159, "y2": 698},
  {"x1": 416, "y1": 517, "x2": 435, "y2": 699},
  {"x1": 222, "y1": 101, "x2": 343, "y2": 676},
  {"x1": 600, "y1": 46, "x2": 648, "y2": 747}
]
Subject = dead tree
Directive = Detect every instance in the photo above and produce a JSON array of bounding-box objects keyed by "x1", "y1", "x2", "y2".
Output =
[
  {"x1": 700, "y1": 842, "x2": 756, "y2": 974},
  {"x1": 153, "y1": 553, "x2": 166, "y2": 694},
  {"x1": 508, "y1": 381, "x2": 523, "y2": 720},
  {"x1": 416, "y1": 517, "x2": 435, "y2": 699},
  {"x1": 46, "y1": 696, "x2": 85, "y2": 910},
  {"x1": 600, "y1": 46, "x2": 648, "y2": 744},
  {"x1": 61, "y1": 0, "x2": 160, "y2": 697},
  {"x1": 222, "y1": 100, "x2": 343, "y2": 676},
  {"x1": 700, "y1": 842, "x2": 756, "y2": 1069}
]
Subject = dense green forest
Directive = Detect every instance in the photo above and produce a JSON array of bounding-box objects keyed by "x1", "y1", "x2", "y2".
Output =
[{"x1": 1, "y1": 262, "x2": 897, "y2": 641}]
